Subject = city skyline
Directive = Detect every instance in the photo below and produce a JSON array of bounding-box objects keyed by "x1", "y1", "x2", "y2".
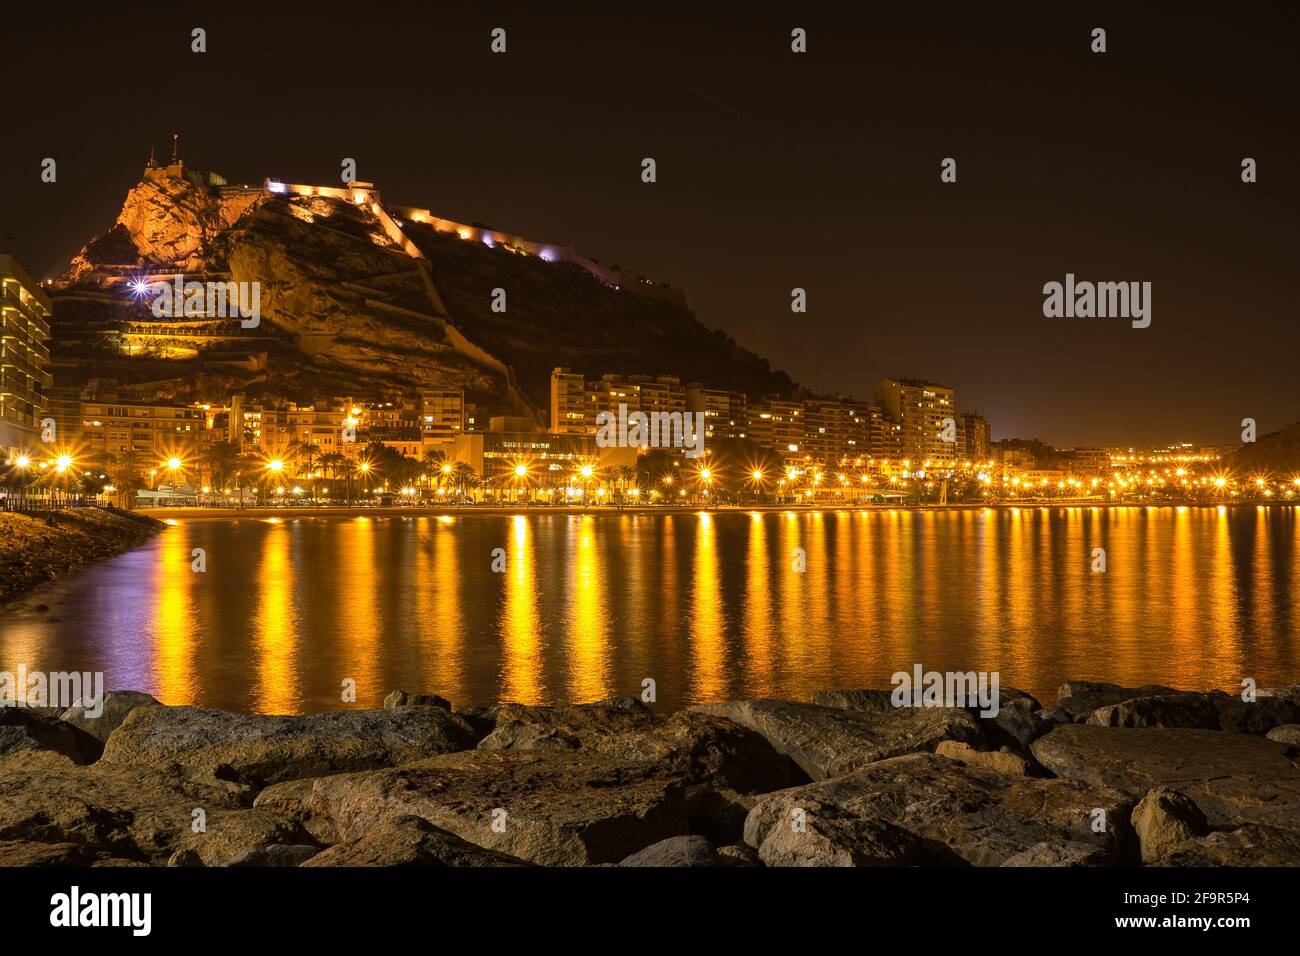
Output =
[{"x1": 3, "y1": 5, "x2": 1298, "y2": 448}]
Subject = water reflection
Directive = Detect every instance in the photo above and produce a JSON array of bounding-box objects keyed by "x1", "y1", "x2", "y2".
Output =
[{"x1": 1, "y1": 507, "x2": 1296, "y2": 714}]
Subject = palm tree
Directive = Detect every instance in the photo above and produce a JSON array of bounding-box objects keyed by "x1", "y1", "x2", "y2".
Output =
[
  {"x1": 319, "y1": 452, "x2": 347, "y2": 500},
  {"x1": 105, "y1": 449, "x2": 146, "y2": 510},
  {"x1": 421, "y1": 447, "x2": 448, "y2": 496},
  {"x1": 287, "y1": 441, "x2": 321, "y2": 478},
  {"x1": 615, "y1": 465, "x2": 637, "y2": 503},
  {"x1": 452, "y1": 462, "x2": 476, "y2": 502},
  {"x1": 203, "y1": 440, "x2": 240, "y2": 491}
]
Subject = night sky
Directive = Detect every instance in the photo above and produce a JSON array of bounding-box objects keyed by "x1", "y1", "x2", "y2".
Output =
[{"x1": 2, "y1": 1, "x2": 1297, "y2": 447}]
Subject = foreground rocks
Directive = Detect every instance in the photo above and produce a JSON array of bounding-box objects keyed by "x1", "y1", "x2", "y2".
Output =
[
  {"x1": 0, "y1": 680, "x2": 1296, "y2": 867},
  {"x1": 100, "y1": 704, "x2": 481, "y2": 788}
]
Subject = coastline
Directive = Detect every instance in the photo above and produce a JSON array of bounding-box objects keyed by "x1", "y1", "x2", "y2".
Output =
[
  {"x1": 0, "y1": 508, "x2": 166, "y2": 605},
  {"x1": 1, "y1": 681, "x2": 1297, "y2": 867},
  {"x1": 142, "y1": 499, "x2": 1296, "y2": 521}
]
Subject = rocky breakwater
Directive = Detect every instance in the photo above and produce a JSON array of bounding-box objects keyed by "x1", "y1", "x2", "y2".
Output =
[
  {"x1": 0, "y1": 682, "x2": 1297, "y2": 867},
  {"x1": 0, "y1": 508, "x2": 165, "y2": 604}
]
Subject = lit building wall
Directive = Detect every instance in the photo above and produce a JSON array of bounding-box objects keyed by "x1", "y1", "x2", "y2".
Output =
[{"x1": 0, "y1": 255, "x2": 52, "y2": 458}]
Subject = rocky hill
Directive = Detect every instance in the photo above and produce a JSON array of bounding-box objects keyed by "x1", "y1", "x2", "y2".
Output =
[
  {"x1": 50, "y1": 169, "x2": 794, "y2": 413},
  {"x1": 1230, "y1": 421, "x2": 1300, "y2": 476}
]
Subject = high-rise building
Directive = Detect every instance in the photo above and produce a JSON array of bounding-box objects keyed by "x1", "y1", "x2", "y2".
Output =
[
  {"x1": 686, "y1": 386, "x2": 747, "y2": 441},
  {"x1": 420, "y1": 389, "x2": 465, "y2": 446},
  {"x1": 748, "y1": 399, "x2": 803, "y2": 456},
  {"x1": 875, "y1": 378, "x2": 957, "y2": 467},
  {"x1": 0, "y1": 255, "x2": 52, "y2": 458},
  {"x1": 549, "y1": 368, "x2": 588, "y2": 434},
  {"x1": 960, "y1": 412, "x2": 992, "y2": 462}
]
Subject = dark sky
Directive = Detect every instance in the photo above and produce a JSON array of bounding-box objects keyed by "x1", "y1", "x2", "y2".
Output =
[{"x1": 2, "y1": 1, "x2": 1297, "y2": 447}]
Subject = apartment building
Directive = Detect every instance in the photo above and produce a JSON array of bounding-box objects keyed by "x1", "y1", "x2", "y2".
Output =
[{"x1": 0, "y1": 255, "x2": 52, "y2": 458}]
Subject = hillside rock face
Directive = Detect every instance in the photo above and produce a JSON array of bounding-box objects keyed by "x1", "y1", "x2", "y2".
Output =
[{"x1": 51, "y1": 170, "x2": 793, "y2": 409}]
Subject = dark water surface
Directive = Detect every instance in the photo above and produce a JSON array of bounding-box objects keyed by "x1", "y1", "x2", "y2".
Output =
[{"x1": 2, "y1": 506, "x2": 1297, "y2": 713}]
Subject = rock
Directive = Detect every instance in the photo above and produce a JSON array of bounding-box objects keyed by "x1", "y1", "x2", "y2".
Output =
[
  {"x1": 1156, "y1": 825, "x2": 1300, "y2": 866},
  {"x1": 618, "y1": 835, "x2": 719, "y2": 867},
  {"x1": 383, "y1": 690, "x2": 451, "y2": 711},
  {"x1": 810, "y1": 689, "x2": 897, "y2": 713},
  {"x1": 0, "y1": 840, "x2": 145, "y2": 867},
  {"x1": 683, "y1": 786, "x2": 756, "y2": 845},
  {"x1": 0, "y1": 840, "x2": 96, "y2": 866},
  {"x1": 0, "y1": 749, "x2": 246, "y2": 864},
  {"x1": 100, "y1": 705, "x2": 481, "y2": 788},
  {"x1": 1266, "y1": 724, "x2": 1300, "y2": 746},
  {"x1": 60, "y1": 690, "x2": 162, "y2": 744},
  {"x1": 228, "y1": 844, "x2": 321, "y2": 867},
  {"x1": 0, "y1": 708, "x2": 102, "y2": 764},
  {"x1": 689, "y1": 700, "x2": 981, "y2": 781},
  {"x1": 1089, "y1": 692, "x2": 1300, "y2": 735},
  {"x1": 716, "y1": 843, "x2": 763, "y2": 867},
  {"x1": 1258, "y1": 685, "x2": 1300, "y2": 701},
  {"x1": 1131, "y1": 788, "x2": 1207, "y2": 863},
  {"x1": 935, "y1": 741, "x2": 1031, "y2": 776},
  {"x1": 743, "y1": 752, "x2": 1131, "y2": 867},
  {"x1": 303, "y1": 816, "x2": 530, "y2": 867},
  {"x1": 815, "y1": 686, "x2": 1043, "y2": 745},
  {"x1": 167, "y1": 807, "x2": 314, "y2": 867},
  {"x1": 988, "y1": 696, "x2": 1051, "y2": 750},
  {"x1": 480, "y1": 721, "x2": 581, "y2": 752},
  {"x1": 251, "y1": 777, "x2": 339, "y2": 844},
  {"x1": 283, "y1": 748, "x2": 691, "y2": 866},
  {"x1": 1030, "y1": 724, "x2": 1300, "y2": 830},
  {"x1": 1054, "y1": 681, "x2": 1184, "y2": 722},
  {"x1": 1000, "y1": 841, "x2": 1111, "y2": 866},
  {"x1": 475, "y1": 698, "x2": 656, "y2": 753},
  {"x1": 477, "y1": 702, "x2": 793, "y2": 794}
]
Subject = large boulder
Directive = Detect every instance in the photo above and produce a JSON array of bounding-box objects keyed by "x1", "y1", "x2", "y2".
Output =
[
  {"x1": 935, "y1": 741, "x2": 1032, "y2": 776},
  {"x1": 59, "y1": 691, "x2": 162, "y2": 744},
  {"x1": 1054, "y1": 682, "x2": 1184, "y2": 722},
  {"x1": 689, "y1": 700, "x2": 980, "y2": 781},
  {"x1": 1266, "y1": 724, "x2": 1300, "y2": 746},
  {"x1": 383, "y1": 690, "x2": 451, "y2": 711},
  {"x1": 478, "y1": 701, "x2": 794, "y2": 794},
  {"x1": 0, "y1": 708, "x2": 101, "y2": 764},
  {"x1": 302, "y1": 815, "x2": 531, "y2": 867},
  {"x1": 100, "y1": 705, "x2": 481, "y2": 788},
  {"x1": 228, "y1": 844, "x2": 321, "y2": 867},
  {"x1": 1156, "y1": 825, "x2": 1300, "y2": 866},
  {"x1": 1130, "y1": 787, "x2": 1207, "y2": 863},
  {"x1": 274, "y1": 748, "x2": 691, "y2": 866},
  {"x1": 1030, "y1": 724, "x2": 1300, "y2": 830},
  {"x1": 0, "y1": 749, "x2": 246, "y2": 864},
  {"x1": 1088, "y1": 692, "x2": 1300, "y2": 735},
  {"x1": 743, "y1": 752, "x2": 1132, "y2": 867},
  {"x1": 618, "y1": 835, "x2": 719, "y2": 867},
  {"x1": 166, "y1": 807, "x2": 315, "y2": 867},
  {"x1": 0, "y1": 840, "x2": 145, "y2": 867},
  {"x1": 1000, "y1": 841, "x2": 1111, "y2": 867}
]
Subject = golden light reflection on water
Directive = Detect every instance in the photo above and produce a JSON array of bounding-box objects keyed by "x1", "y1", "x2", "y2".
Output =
[
  {"x1": 415, "y1": 518, "x2": 467, "y2": 706},
  {"x1": 566, "y1": 516, "x2": 611, "y2": 702},
  {"x1": 9, "y1": 505, "x2": 1291, "y2": 714},
  {"x1": 251, "y1": 522, "x2": 298, "y2": 713},
  {"x1": 689, "y1": 511, "x2": 726, "y2": 700},
  {"x1": 152, "y1": 524, "x2": 198, "y2": 705},
  {"x1": 335, "y1": 517, "x2": 379, "y2": 707},
  {"x1": 501, "y1": 515, "x2": 543, "y2": 703}
]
